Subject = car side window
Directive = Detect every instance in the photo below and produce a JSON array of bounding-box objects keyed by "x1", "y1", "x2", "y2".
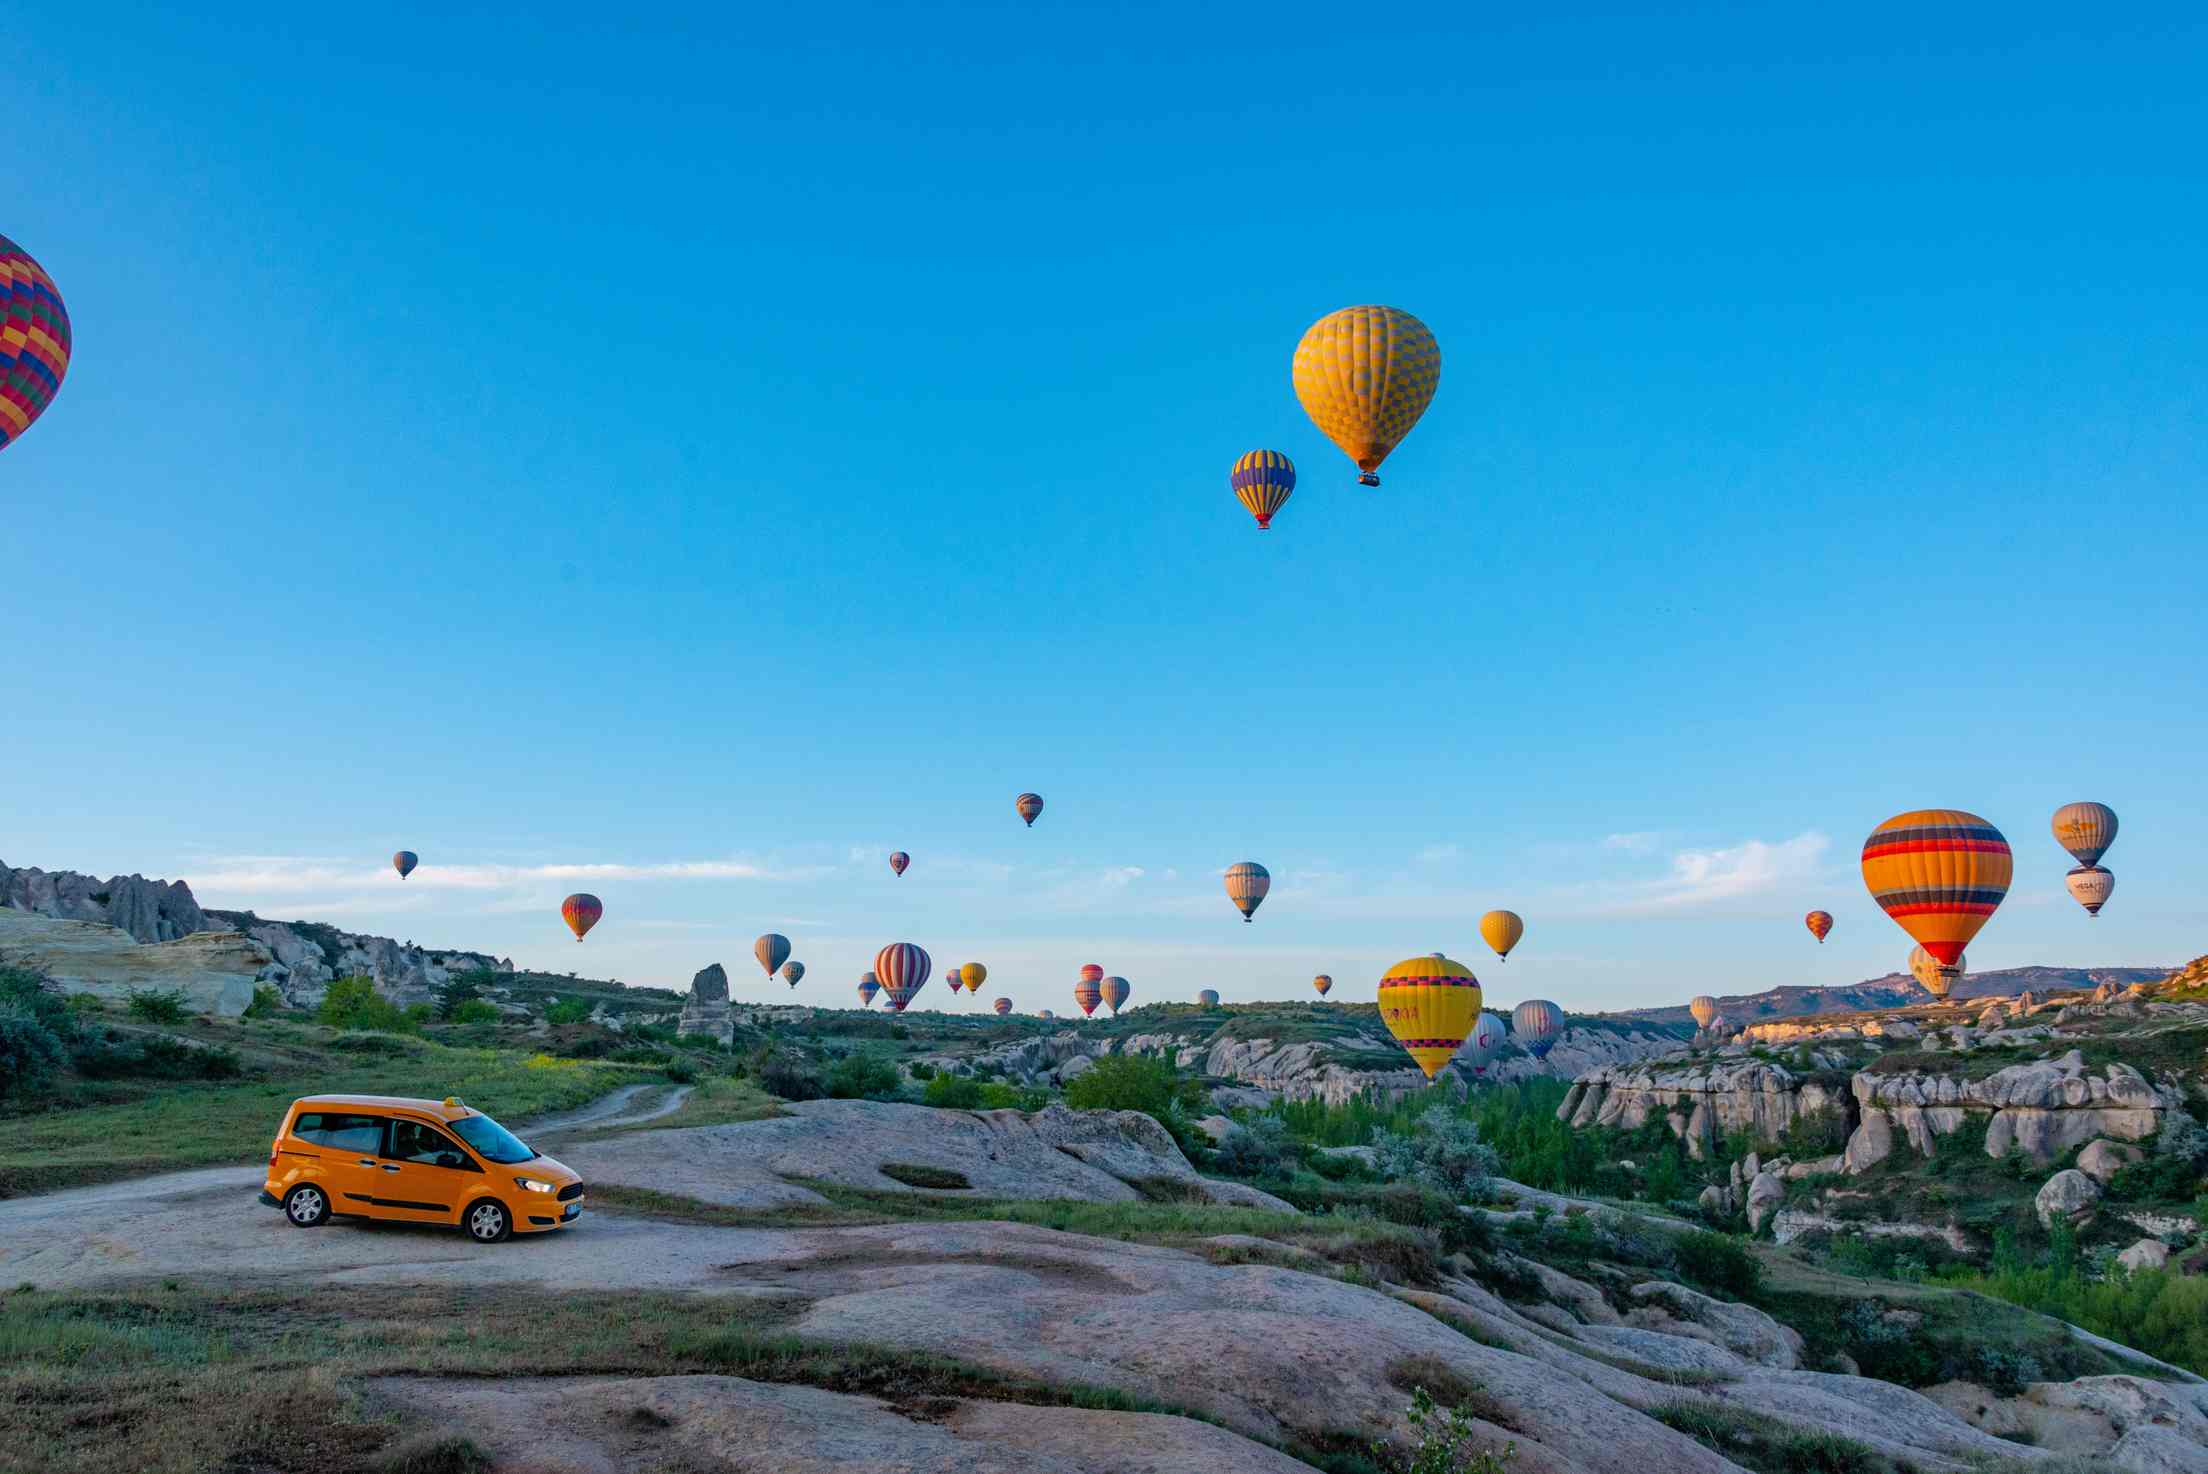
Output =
[
  {"x1": 386, "y1": 1118, "x2": 479, "y2": 1171},
  {"x1": 291, "y1": 1112, "x2": 387, "y2": 1154}
]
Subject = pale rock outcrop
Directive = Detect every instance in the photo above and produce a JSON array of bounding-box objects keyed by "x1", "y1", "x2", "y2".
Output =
[
  {"x1": 1744, "y1": 1171, "x2": 1785, "y2": 1234},
  {"x1": 1770, "y1": 1210, "x2": 1974, "y2": 1253},
  {"x1": 678, "y1": 962, "x2": 734, "y2": 1042},
  {"x1": 0, "y1": 863, "x2": 208, "y2": 940},
  {"x1": 207, "y1": 910, "x2": 509, "y2": 1008},
  {"x1": 1843, "y1": 1107, "x2": 1893, "y2": 1172},
  {"x1": 1627, "y1": 1281, "x2": 1802, "y2": 1369},
  {"x1": 2036, "y1": 1168, "x2": 2103, "y2": 1228},
  {"x1": 1836, "y1": 1052, "x2": 2177, "y2": 1172},
  {"x1": 0, "y1": 909, "x2": 269, "y2": 1015},
  {"x1": 1562, "y1": 1059, "x2": 1845, "y2": 1159},
  {"x1": 2119, "y1": 1239, "x2": 2172, "y2": 1273},
  {"x1": 2080, "y1": 1138, "x2": 2147, "y2": 1184}
]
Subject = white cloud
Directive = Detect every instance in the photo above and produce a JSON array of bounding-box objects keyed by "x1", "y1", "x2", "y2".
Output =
[
  {"x1": 1633, "y1": 832, "x2": 1830, "y2": 911},
  {"x1": 1602, "y1": 832, "x2": 1659, "y2": 854}
]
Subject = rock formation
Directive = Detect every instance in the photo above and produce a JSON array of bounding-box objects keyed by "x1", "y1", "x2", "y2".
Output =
[
  {"x1": 0, "y1": 909, "x2": 270, "y2": 1015},
  {"x1": 678, "y1": 963, "x2": 733, "y2": 1043},
  {"x1": 0, "y1": 862, "x2": 208, "y2": 941},
  {"x1": 1559, "y1": 1059, "x2": 1850, "y2": 1160}
]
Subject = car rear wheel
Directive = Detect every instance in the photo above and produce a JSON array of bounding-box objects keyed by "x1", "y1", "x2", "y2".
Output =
[
  {"x1": 282, "y1": 1184, "x2": 329, "y2": 1228},
  {"x1": 465, "y1": 1198, "x2": 512, "y2": 1243}
]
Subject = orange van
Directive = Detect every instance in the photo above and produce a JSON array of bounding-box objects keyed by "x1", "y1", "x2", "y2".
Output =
[{"x1": 260, "y1": 1093, "x2": 583, "y2": 1242}]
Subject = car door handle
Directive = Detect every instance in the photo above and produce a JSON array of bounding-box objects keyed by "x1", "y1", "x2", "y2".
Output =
[
  {"x1": 357, "y1": 1158, "x2": 379, "y2": 1167},
  {"x1": 377, "y1": 1164, "x2": 400, "y2": 1173}
]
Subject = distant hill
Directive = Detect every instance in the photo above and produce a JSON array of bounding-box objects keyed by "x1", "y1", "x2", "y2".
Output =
[{"x1": 1605, "y1": 963, "x2": 2172, "y2": 1027}]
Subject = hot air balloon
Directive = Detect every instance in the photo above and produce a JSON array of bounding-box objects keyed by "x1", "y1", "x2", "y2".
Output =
[
  {"x1": 1040, "y1": 1009, "x2": 1055, "y2": 1019},
  {"x1": 1376, "y1": 954, "x2": 1482, "y2": 1080},
  {"x1": 993, "y1": 996, "x2": 1013, "y2": 1017},
  {"x1": 1224, "y1": 861, "x2": 1270, "y2": 922},
  {"x1": 1101, "y1": 976, "x2": 1131, "y2": 1015},
  {"x1": 392, "y1": 850, "x2": 418, "y2": 879},
  {"x1": 1291, "y1": 305, "x2": 1440, "y2": 487},
  {"x1": 2066, "y1": 866, "x2": 2114, "y2": 917},
  {"x1": 962, "y1": 962, "x2": 988, "y2": 994},
  {"x1": 857, "y1": 972, "x2": 881, "y2": 1008},
  {"x1": 1511, "y1": 999, "x2": 1564, "y2": 1061},
  {"x1": 1688, "y1": 996, "x2": 1718, "y2": 1030},
  {"x1": 1198, "y1": 989, "x2": 1221, "y2": 1007},
  {"x1": 944, "y1": 965, "x2": 965, "y2": 994},
  {"x1": 1313, "y1": 974, "x2": 1333, "y2": 997},
  {"x1": 1861, "y1": 809, "x2": 2012, "y2": 970},
  {"x1": 1073, "y1": 975, "x2": 1102, "y2": 1017},
  {"x1": 875, "y1": 942, "x2": 931, "y2": 1013},
  {"x1": 755, "y1": 933, "x2": 792, "y2": 979},
  {"x1": 2051, "y1": 803, "x2": 2117, "y2": 868},
  {"x1": 1805, "y1": 910, "x2": 1834, "y2": 944},
  {"x1": 781, "y1": 960, "x2": 805, "y2": 989},
  {"x1": 1909, "y1": 944, "x2": 1965, "y2": 999},
  {"x1": 1016, "y1": 793, "x2": 1044, "y2": 827},
  {"x1": 1080, "y1": 964, "x2": 1104, "y2": 986},
  {"x1": 1456, "y1": 1011, "x2": 1507, "y2": 1077},
  {"x1": 1479, "y1": 910, "x2": 1524, "y2": 962},
  {"x1": 0, "y1": 235, "x2": 72, "y2": 455},
  {"x1": 561, "y1": 894, "x2": 602, "y2": 942},
  {"x1": 889, "y1": 851, "x2": 910, "y2": 877},
  {"x1": 1230, "y1": 450, "x2": 1296, "y2": 531}
]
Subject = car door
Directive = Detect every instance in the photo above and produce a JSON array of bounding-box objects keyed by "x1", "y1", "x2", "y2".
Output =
[
  {"x1": 293, "y1": 1111, "x2": 393, "y2": 1219},
  {"x1": 373, "y1": 1117, "x2": 483, "y2": 1224}
]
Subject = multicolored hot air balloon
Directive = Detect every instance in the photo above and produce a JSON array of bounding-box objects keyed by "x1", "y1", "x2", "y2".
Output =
[
  {"x1": 1230, "y1": 450, "x2": 1295, "y2": 531},
  {"x1": 875, "y1": 942, "x2": 931, "y2": 1013},
  {"x1": 1457, "y1": 1010, "x2": 1506, "y2": 1077},
  {"x1": 857, "y1": 972, "x2": 881, "y2": 1008},
  {"x1": 1100, "y1": 976, "x2": 1131, "y2": 1015},
  {"x1": 781, "y1": 960, "x2": 805, "y2": 989},
  {"x1": 561, "y1": 893, "x2": 602, "y2": 942},
  {"x1": 1688, "y1": 995, "x2": 1719, "y2": 1030},
  {"x1": 1291, "y1": 305, "x2": 1440, "y2": 487},
  {"x1": 1909, "y1": 944, "x2": 1965, "y2": 999},
  {"x1": 0, "y1": 235, "x2": 71, "y2": 455},
  {"x1": 1224, "y1": 861, "x2": 1270, "y2": 922},
  {"x1": 1511, "y1": 999, "x2": 1564, "y2": 1061},
  {"x1": 1198, "y1": 989, "x2": 1220, "y2": 1007},
  {"x1": 1080, "y1": 964, "x2": 1104, "y2": 986},
  {"x1": 961, "y1": 962, "x2": 988, "y2": 994},
  {"x1": 1376, "y1": 954, "x2": 1482, "y2": 1080},
  {"x1": 1039, "y1": 1009, "x2": 1055, "y2": 1019},
  {"x1": 1861, "y1": 809, "x2": 2012, "y2": 970},
  {"x1": 1016, "y1": 793, "x2": 1045, "y2": 827},
  {"x1": 755, "y1": 933, "x2": 792, "y2": 979},
  {"x1": 1313, "y1": 974, "x2": 1333, "y2": 997},
  {"x1": 2051, "y1": 803, "x2": 2117, "y2": 868},
  {"x1": 2066, "y1": 866, "x2": 2114, "y2": 917},
  {"x1": 1073, "y1": 974, "x2": 1102, "y2": 1017},
  {"x1": 993, "y1": 996, "x2": 1012, "y2": 1017},
  {"x1": 944, "y1": 965, "x2": 965, "y2": 994},
  {"x1": 392, "y1": 850, "x2": 418, "y2": 879},
  {"x1": 1805, "y1": 910, "x2": 1834, "y2": 944},
  {"x1": 889, "y1": 851, "x2": 909, "y2": 877},
  {"x1": 1479, "y1": 910, "x2": 1524, "y2": 962}
]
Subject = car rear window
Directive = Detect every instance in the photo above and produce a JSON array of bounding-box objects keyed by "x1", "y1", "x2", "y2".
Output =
[{"x1": 289, "y1": 1112, "x2": 385, "y2": 1154}]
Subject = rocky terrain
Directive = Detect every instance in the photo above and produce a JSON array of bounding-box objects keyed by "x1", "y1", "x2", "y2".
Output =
[{"x1": 1613, "y1": 964, "x2": 2171, "y2": 1029}]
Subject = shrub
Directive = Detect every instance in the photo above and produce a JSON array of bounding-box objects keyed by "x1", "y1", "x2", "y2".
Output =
[
  {"x1": 1371, "y1": 1385, "x2": 1517, "y2": 1474},
  {"x1": 907, "y1": 1060, "x2": 937, "y2": 1080},
  {"x1": 124, "y1": 988, "x2": 191, "y2": 1024},
  {"x1": 449, "y1": 998, "x2": 501, "y2": 1025},
  {"x1": 0, "y1": 1005, "x2": 68, "y2": 1095},
  {"x1": 922, "y1": 1072, "x2": 986, "y2": 1109},
  {"x1": 1064, "y1": 1054, "x2": 1196, "y2": 1120},
  {"x1": 0, "y1": 966, "x2": 74, "y2": 1039},
  {"x1": 72, "y1": 1031, "x2": 241, "y2": 1080},
  {"x1": 1372, "y1": 1106, "x2": 1501, "y2": 1202},
  {"x1": 754, "y1": 1047, "x2": 824, "y2": 1101},
  {"x1": 1672, "y1": 1228, "x2": 1762, "y2": 1298},
  {"x1": 317, "y1": 977, "x2": 420, "y2": 1034},
  {"x1": 544, "y1": 998, "x2": 593, "y2": 1026},
  {"x1": 1216, "y1": 1117, "x2": 1297, "y2": 1179},
  {"x1": 436, "y1": 968, "x2": 500, "y2": 1020},
  {"x1": 976, "y1": 1081, "x2": 1048, "y2": 1111},
  {"x1": 663, "y1": 1057, "x2": 699, "y2": 1085},
  {"x1": 326, "y1": 1031, "x2": 422, "y2": 1057},
  {"x1": 242, "y1": 984, "x2": 285, "y2": 1019},
  {"x1": 827, "y1": 1051, "x2": 902, "y2": 1100}
]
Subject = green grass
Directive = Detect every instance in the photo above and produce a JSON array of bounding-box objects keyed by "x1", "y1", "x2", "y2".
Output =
[
  {"x1": 1650, "y1": 1400, "x2": 1911, "y2": 1473},
  {"x1": 878, "y1": 1161, "x2": 973, "y2": 1189},
  {"x1": 0, "y1": 1014, "x2": 653, "y2": 1196}
]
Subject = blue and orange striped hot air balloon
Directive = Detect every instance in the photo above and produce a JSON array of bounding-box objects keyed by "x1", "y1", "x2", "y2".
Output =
[
  {"x1": 392, "y1": 851, "x2": 418, "y2": 879},
  {"x1": 0, "y1": 236, "x2": 70, "y2": 455},
  {"x1": 755, "y1": 933, "x2": 792, "y2": 979},
  {"x1": 857, "y1": 972, "x2": 882, "y2": 1007},
  {"x1": 1861, "y1": 810, "x2": 2012, "y2": 969},
  {"x1": 1224, "y1": 862, "x2": 1270, "y2": 922},
  {"x1": 875, "y1": 942, "x2": 931, "y2": 1012},
  {"x1": 1100, "y1": 976, "x2": 1131, "y2": 1015},
  {"x1": 1230, "y1": 450, "x2": 1295, "y2": 531}
]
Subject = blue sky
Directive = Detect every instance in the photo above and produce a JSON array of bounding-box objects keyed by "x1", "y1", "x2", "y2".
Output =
[{"x1": 4, "y1": 4, "x2": 2202, "y2": 1013}]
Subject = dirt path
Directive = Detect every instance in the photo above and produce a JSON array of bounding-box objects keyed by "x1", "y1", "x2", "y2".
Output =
[{"x1": 523, "y1": 1082, "x2": 694, "y2": 1136}]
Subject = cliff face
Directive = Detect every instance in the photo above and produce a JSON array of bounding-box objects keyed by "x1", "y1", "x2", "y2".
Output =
[
  {"x1": 203, "y1": 909, "x2": 510, "y2": 1007},
  {"x1": 0, "y1": 908, "x2": 270, "y2": 1015},
  {"x1": 0, "y1": 863, "x2": 208, "y2": 942}
]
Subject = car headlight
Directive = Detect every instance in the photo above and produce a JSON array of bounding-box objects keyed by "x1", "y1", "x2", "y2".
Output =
[{"x1": 515, "y1": 1177, "x2": 556, "y2": 1194}]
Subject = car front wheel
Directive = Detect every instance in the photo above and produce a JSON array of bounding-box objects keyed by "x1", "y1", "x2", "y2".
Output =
[
  {"x1": 465, "y1": 1198, "x2": 512, "y2": 1243},
  {"x1": 283, "y1": 1184, "x2": 329, "y2": 1228}
]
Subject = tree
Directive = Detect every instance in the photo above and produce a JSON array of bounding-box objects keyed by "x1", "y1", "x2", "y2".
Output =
[{"x1": 1372, "y1": 1106, "x2": 1501, "y2": 1202}]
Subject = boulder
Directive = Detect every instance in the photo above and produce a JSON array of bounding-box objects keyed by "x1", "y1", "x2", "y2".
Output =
[
  {"x1": 2079, "y1": 1138, "x2": 2147, "y2": 1184},
  {"x1": 689, "y1": 962, "x2": 729, "y2": 1003},
  {"x1": 2035, "y1": 1168, "x2": 2103, "y2": 1228},
  {"x1": 0, "y1": 863, "x2": 208, "y2": 941},
  {"x1": 1844, "y1": 1108, "x2": 1895, "y2": 1173},
  {"x1": 1745, "y1": 1171, "x2": 1785, "y2": 1235},
  {"x1": 2118, "y1": 1239, "x2": 2171, "y2": 1273},
  {"x1": 1627, "y1": 1281, "x2": 1802, "y2": 1368}
]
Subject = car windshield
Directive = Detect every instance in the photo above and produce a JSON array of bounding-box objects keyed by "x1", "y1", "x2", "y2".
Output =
[{"x1": 449, "y1": 1113, "x2": 534, "y2": 1164}]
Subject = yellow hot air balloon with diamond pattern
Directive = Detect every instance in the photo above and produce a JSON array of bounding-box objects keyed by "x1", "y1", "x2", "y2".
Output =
[
  {"x1": 1292, "y1": 306, "x2": 1440, "y2": 486},
  {"x1": 1376, "y1": 953, "x2": 1482, "y2": 1080}
]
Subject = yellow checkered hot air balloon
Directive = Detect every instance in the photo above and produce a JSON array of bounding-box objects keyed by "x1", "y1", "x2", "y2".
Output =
[
  {"x1": 1861, "y1": 809, "x2": 2012, "y2": 968},
  {"x1": 1292, "y1": 306, "x2": 1440, "y2": 486},
  {"x1": 1377, "y1": 953, "x2": 1482, "y2": 1080}
]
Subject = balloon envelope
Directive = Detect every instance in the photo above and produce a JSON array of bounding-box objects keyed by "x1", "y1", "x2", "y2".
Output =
[
  {"x1": 392, "y1": 850, "x2": 418, "y2": 879},
  {"x1": 1456, "y1": 1010, "x2": 1506, "y2": 1076},
  {"x1": 755, "y1": 933, "x2": 792, "y2": 978},
  {"x1": 1016, "y1": 793, "x2": 1044, "y2": 827},
  {"x1": 2051, "y1": 803, "x2": 2117, "y2": 868},
  {"x1": 1073, "y1": 977, "x2": 1102, "y2": 1016},
  {"x1": 0, "y1": 235, "x2": 71, "y2": 454},
  {"x1": 962, "y1": 962, "x2": 988, "y2": 992},
  {"x1": 1909, "y1": 944, "x2": 1964, "y2": 999},
  {"x1": 1376, "y1": 954, "x2": 1482, "y2": 1080},
  {"x1": 889, "y1": 851, "x2": 909, "y2": 876},
  {"x1": 1230, "y1": 449, "x2": 1295, "y2": 530},
  {"x1": 1101, "y1": 976, "x2": 1131, "y2": 1014},
  {"x1": 1312, "y1": 974, "x2": 1333, "y2": 997},
  {"x1": 993, "y1": 997, "x2": 1012, "y2": 1016},
  {"x1": 1861, "y1": 809, "x2": 2012, "y2": 967},
  {"x1": 857, "y1": 973, "x2": 881, "y2": 1007},
  {"x1": 1479, "y1": 910, "x2": 1524, "y2": 960},
  {"x1": 875, "y1": 942, "x2": 931, "y2": 1012},
  {"x1": 561, "y1": 893, "x2": 602, "y2": 941},
  {"x1": 1198, "y1": 989, "x2": 1220, "y2": 1007},
  {"x1": 2066, "y1": 865, "x2": 2114, "y2": 916},
  {"x1": 1224, "y1": 861, "x2": 1270, "y2": 921},
  {"x1": 1688, "y1": 995, "x2": 1718, "y2": 1029},
  {"x1": 781, "y1": 960, "x2": 805, "y2": 988},
  {"x1": 1291, "y1": 305, "x2": 1440, "y2": 485},
  {"x1": 944, "y1": 965, "x2": 965, "y2": 993},
  {"x1": 1805, "y1": 910, "x2": 1834, "y2": 943},
  {"x1": 1080, "y1": 964, "x2": 1104, "y2": 985},
  {"x1": 1511, "y1": 999, "x2": 1564, "y2": 1060}
]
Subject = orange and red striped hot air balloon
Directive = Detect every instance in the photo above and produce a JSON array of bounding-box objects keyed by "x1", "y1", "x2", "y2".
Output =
[
  {"x1": 560, "y1": 893, "x2": 602, "y2": 941},
  {"x1": 1230, "y1": 450, "x2": 1295, "y2": 531},
  {"x1": 1376, "y1": 953, "x2": 1482, "y2": 1080},
  {"x1": 1805, "y1": 910, "x2": 1834, "y2": 944},
  {"x1": 1079, "y1": 964, "x2": 1104, "y2": 986},
  {"x1": 1861, "y1": 809, "x2": 2011, "y2": 968},
  {"x1": 993, "y1": 996, "x2": 1012, "y2": 1017}
]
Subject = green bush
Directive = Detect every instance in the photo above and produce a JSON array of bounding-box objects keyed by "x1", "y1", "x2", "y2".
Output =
[
  {"x1": 241, "y1": 984, "x2": 285, "y2": 1019},
  {"x1": 1372, "y1": 1106, "x2": 1502, "y2": 1202},
  {"x1": 1672, "y1": 1229, "x2": 1762, "y2": 1298},
  {"x1": 1216, "y1": 1117, "x2": 1297, "y2": 1178},
  {"x1": 317, "y1": 977, "x2": 421, "y2": 1034},
  {"x1": 124, "y1": 988, "x2": 191, "y2": 1024},
  {"x1": 72, "y1": 1031, "x2": 242, "y2": 1081},
  {"x1": 0, "y1": 966, "x2": 74, "y2": 1038},
  {"x1": 1064, "y1": 1054, "x2": 1199, "y2": 1119},
  {"x1": 449, "y1": 998, "x2": 501, "y2": 1025},
  {"x1": 752, "y1": 1046, "x2": 824, "y2": 1101},
  {"x1": 544, "y1": 998, "x2": 593, "y2": 1026},
  {"x1": 827, "y1": 1051, "x2": 902, "y2": 1100},
  {"x1": 663, "y1": 1057, "x2": 699, "y2": 1085},
  {"x1": 923, "y1": 1072, "x2": 986, "y2": 1109},
  {"x1": 976, "y1": 1081, "x2": 1048, "y2": 1111},
  {"x1": 0, "y1": 1005, "x2": 68, "y2": 1095},
  {"x1": 907, "y1": 1060, "x2": 937, "y2": 1080}
]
